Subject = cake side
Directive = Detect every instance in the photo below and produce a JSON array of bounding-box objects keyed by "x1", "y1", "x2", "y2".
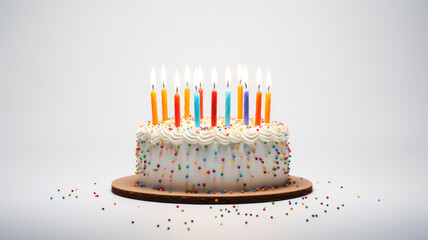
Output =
[{"x1": 135, "y1": 117, "x2": 292, "y2": 193}]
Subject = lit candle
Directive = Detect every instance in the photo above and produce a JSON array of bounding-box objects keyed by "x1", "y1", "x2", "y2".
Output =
[
  {"x1": 150, "y1": 68, "x2": 158, "y2": 125},
  {"x1": 225, "y1": 65, "x2": 231, "y2": 127},
  {"x1": 211, "y1": 66, "x2": 218, "y2": 127},
  {"x1": 265, "y1": 71, "x2": 272, "y2": 123},
  {"x1": 174, "y1": 70, "x2": 181, "y2": 128},
  {"x1": 237, "y1": 64, "x2": 243, "y2": 120},
  {"x1": 184, "y1": 65, "x2": 190, "y2": 119},
  {"x1": 161, "y1": 65, "x2": 168, "y2": 121},
  {"x1": 198, "y1": 65, "x2": 204, "y2": 119},
  {"x1": 243, "y1": 66, "x2": 249, "y2": 126},
  {"x1": 194, "y1": 69, "x2": 201, "y2": 127},
  {"x1": 255, "y1": 67, "x2": 262, "y2": 126}
]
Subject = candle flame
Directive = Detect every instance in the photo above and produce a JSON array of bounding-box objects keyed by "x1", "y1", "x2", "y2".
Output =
[
  {"x1": 198, "y1": 65, "x2": 203, "y2": 87},
  {"x1": 211, "y1": 66, "x2": 217, "y2": 89},
  {"x1": 193, "y1": 67, "x2": 199, "y2": 91},
  {"x1": 151, "y1": 68, "x2": 156, "y2": 90},
  {"x1": 237, "y1": 64, "x2": 243, "y2": 85},
  {"x1": 266, "y1": 71, "x2": 272, "y2": 91},
  {"x1": 175, "y1": 70, "x2": 180, "y2": 93},
  {"x1": 225, "y1": 65, "x2": 231, "y2": 88},
  {"x1": 161, "y1": 65, "x2": 166, "y2": 88},
  {"x1": 243, "y1": 65, "x2": 248, "y2": 89},
  {"x1": 256, "y1": 66, "x2": 262, "y2": 90},
  {"x1": 185, "y1": 65, "x2": 190, "y2": 87}
]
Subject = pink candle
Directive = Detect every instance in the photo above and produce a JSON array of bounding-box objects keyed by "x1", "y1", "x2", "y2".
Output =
[
  {"x1": 174, "y1": 70, "x2": 180, "y2": 127},
  {"x1": 211, "y1": 67, "x2": 217, "y2": 127}
]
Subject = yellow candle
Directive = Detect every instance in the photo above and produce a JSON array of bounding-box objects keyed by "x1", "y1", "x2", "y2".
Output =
[
  {"x1": 265, "y1": 71, "x2": 272, "y2": 123},
  {"x1": 161, "y1": 65, "x2": 168, "y2": 121},
  {"x1": 161, "y1": 88, "x2": 168, "y2": 121},
  {"x1": 185, "y1": 87, "x2": 190, "y2": 118},
  {"x1": 150, "y1": 68, "x2": 158, "y2": 125},
  {"x1": 151, "y1": 90, "x2": 158, "y2": 125},
  {"x1": 237, "y1": 84, "x2": 243, "y2": 119},
  {"x1": 184, "y1": 65, "x2": 190, "y2": 118},
  {"x1": 265, "y1": 91, "x2": 271, "y2": 123},
  {"x1": 237, "y1": 64, "x2": 243, "y2": 119}
]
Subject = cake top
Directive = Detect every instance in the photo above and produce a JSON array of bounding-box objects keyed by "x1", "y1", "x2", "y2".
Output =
[{"x1": 137, "y1": 116, "x2": 289, "y2": 145}]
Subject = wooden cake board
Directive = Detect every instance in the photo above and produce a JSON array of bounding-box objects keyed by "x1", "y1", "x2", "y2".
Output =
[{"x1": 112, "y1": 175, "x2": 312, "y2": 204}]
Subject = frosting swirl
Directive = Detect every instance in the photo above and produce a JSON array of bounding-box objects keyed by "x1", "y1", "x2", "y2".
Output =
[{"x1": 136, "y1": 116, "x2": 289, "y2": 145}]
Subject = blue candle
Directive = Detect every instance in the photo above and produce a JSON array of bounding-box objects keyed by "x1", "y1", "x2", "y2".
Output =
[
  {"x1": 244, "y1": 86, "x2": 249, "y2": 126},
  {"x1": 194, "y1": 86, "x2": 201, "y2": 127},
  {"x1": 225, "y1": 88, "x2": 231, "y2": 127},
  {"x1": 225, "y1": 66, "x2": 231, "y2": 127}
]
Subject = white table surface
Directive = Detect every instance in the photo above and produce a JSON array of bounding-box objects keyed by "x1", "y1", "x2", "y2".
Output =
[{"x1": 1, "y1": 1, "x2": 427, "y2": 239}]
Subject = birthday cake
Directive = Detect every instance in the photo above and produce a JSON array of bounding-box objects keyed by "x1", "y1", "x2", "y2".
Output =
[{"x1": 135, "y1": 116, "x2": 291, "y2": 193}]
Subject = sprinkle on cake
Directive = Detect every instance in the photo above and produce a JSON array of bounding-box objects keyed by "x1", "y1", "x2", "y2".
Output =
[{"x1": 135, "y1": 116, "x2": 292, "y2": 193}]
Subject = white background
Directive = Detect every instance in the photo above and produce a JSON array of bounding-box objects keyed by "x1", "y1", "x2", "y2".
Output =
[{"x1": 1, "y1": 0, "x2": 427, "y2": 239}]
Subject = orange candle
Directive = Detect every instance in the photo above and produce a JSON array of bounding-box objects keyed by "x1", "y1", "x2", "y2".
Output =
[
  {"x1": 265, "y1": 71, "x2": 272, "y2": 123},
  {"x1": 174, "y1": 70, "x2": 180, "y2": 127},
  {"x1": 184, "y1": 65, "x2": 190, "y2": 119},
  {"x1": 265, "y1": 91, "x2": 271, "y2": 123},
  {"x1": 255, "y1": 90, "x2": 262, "y2": 126},
  {"x1": 237, "y1": 64, "x2": 243, "y2": 119},
  {"x1": 161, "y1": 65, "x2": 168, "y2": 121},
  {"x1": 150, "y1": 69, "x2": 158, "y2": 125},
  {"x1": 255, "y1": 67, "x2": 262, "y2": 126},
  {"x1": 185, "y1": 87, "x2": 190, "y2": 118},
  {"x1": 198, "y1": 65, "x2": 204, "y2": 119},
  {"x1": 161, "y1": 88, "x2": 168, "y2": 121}
]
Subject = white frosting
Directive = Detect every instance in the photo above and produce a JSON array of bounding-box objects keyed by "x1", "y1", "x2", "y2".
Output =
[
  {"x1": 136, "y1": 140, "x2": 291, "y2": 193},
  {"x1": 136, "y1": 117, "x2": 289, "y2": 145},
  {"x1": 135, "y1": 116, "x2": 292, "y2": 193}
]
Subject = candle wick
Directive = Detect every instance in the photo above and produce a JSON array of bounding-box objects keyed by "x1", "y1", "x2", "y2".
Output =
[
  {"x1": 163, "y1": 83, "x2": 165, "y2": 89},
  {"x1": 152, "y1": 84, "x2": 154, "y2": 91},
  {"x1": 258, "y1": 84, "x2": 260, "y2": 90},
  {"x1": 213, "y1": 82, "x2": 216, "y2": 89}
]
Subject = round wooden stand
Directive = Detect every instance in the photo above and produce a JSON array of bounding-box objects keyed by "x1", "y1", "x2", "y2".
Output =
[{"x1": 112, "y1": 175, "x2": 312, "y2": 204}]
